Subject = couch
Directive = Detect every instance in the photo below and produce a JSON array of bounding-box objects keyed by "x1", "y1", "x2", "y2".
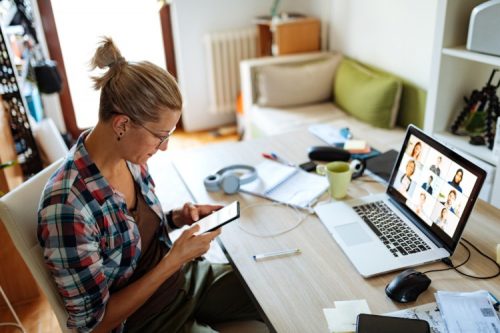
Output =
[{"x1": 239, "y1": 51, "x2": 427, "y2": 151}]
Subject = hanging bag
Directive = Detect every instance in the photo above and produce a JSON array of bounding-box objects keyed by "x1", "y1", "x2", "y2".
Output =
[{"x1": 34, "y1": 60, "x2": 63, "y2": 94}]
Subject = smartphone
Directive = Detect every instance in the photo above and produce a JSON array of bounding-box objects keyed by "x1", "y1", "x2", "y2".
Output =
[
  {"x1": 195, "y1": 201, "x2": 240, "y2": 234},
  {"x1": 356, "y1": 313, "x2": 430, "y2": 333},
  {"x1": 299, "y1": 160, "x2": 317, "y2": 172}
]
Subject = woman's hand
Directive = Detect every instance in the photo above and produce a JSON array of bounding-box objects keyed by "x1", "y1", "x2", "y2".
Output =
[
  {"x1": 171, "y1": 202, "x2": 223, "y2": 228},
  {"x1": 164, "y1": 224, "x2": 221, "y2": 267}
]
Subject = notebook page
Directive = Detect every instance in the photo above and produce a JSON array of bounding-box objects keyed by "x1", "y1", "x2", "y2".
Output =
[
  {"x1": 240, "y1": 160, "x2": 328, "y2": 208},
  {"x1": 240, "y1": 160, "x2": 298, "y2": 195},
  {"x1": 267, "y1": 170, "x2": 328, "y2": 207}
]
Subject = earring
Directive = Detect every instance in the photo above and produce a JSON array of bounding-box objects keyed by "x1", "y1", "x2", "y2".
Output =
[{"x1": 117, "y1": 132, "x2": 123, "y2": 141}]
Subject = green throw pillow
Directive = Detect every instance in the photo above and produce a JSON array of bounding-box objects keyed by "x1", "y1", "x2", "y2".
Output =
[{"x1": 333, "y1": 59, "x2": 402, "y2": 129}]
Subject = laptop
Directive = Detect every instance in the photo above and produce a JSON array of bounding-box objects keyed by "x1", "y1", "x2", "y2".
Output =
[{"x1": 315, "y1": 125, "x2": 486, "y2": 277}]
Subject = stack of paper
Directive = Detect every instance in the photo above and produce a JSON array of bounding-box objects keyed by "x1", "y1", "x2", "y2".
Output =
[
  {"x1": 343, "y1": 139, "x2": 371, "y2": 154},
  {"x1": 323, "y1": 299, "x2": 371, "y2": 333},
  {"x1": 308, "y1": 124, "x2": 348, "y2": 145},
  {"x1": 435, "y1": 290, "x2": 500, "y2": 333},
  {"x1": 385, "y1": 302, "x2": 445, "y2": 333}
]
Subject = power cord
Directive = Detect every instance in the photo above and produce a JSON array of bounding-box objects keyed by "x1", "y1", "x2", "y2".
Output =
[
  {"x1": 423, "y1": 238, "x2": 500, "y2": 279},
  {"x1": 422, "y1": 242, "x2": 470, "y2": 275}
]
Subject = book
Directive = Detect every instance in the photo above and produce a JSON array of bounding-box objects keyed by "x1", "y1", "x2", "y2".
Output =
[{"x1": 240, "y1": 159, "x2": 328, "y2": 208}]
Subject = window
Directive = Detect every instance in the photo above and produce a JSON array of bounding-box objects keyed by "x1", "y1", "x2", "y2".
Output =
[{"x1": 51, "y1": 0, "x2": 165, "y2": 129}]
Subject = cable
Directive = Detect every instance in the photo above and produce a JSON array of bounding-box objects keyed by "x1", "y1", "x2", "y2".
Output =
[
  {"x1": 238, "y1": 202, "x2": 312, "y2": 238},
  {"x1": 423, "y1": 242, "x2": 470, "y2": 274},
  {"x1": 452, "y1": 238, "x2": 500, "y2": 279},
  {"x1": 423, "y1": 238, "x2": 500, "y2": 279}
]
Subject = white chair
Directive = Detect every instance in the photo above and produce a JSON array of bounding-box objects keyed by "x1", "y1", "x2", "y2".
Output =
[
  {"x1": 0, "y1": 159, "x2": 71, "y2": 332},
  {"x1": 32, "y1": 118, "x2": 69, "y2": 165}
]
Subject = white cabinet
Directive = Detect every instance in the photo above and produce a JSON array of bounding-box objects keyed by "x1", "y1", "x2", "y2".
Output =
[{"x1": 425, "y1": 0, "x2": 500, "y2": 208}]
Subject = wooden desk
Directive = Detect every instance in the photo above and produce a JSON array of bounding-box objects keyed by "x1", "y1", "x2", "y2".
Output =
[{"x1": 167, "y1": 129, "x2": 500, "y2": 332}]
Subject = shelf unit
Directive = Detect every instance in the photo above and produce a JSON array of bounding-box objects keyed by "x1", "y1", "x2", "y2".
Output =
[
  {"x1": 0, "y1": 0, "x2": 43, "y2": 313},
  {"x1": 425, "y1": 0, "x2": 500, "y2": 207},
  {"x1": 0, "y1": 25, "x2": 42, "y2": 178}
]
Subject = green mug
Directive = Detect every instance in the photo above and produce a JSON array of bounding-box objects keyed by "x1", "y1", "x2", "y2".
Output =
[{"x1": 316, "y1": 161, "x2": 355, "y2": 199}]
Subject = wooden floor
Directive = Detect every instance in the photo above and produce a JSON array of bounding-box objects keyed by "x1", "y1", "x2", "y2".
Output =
[
  {"x1": 0, "y1": 297, "x2": 58, "y2": 333},
  {"x1": 168, "y1": 126, "x2": 240, "y2": 151},
  {"x1": 0, "y1": 128, "x2": 239, "y2": 333}
]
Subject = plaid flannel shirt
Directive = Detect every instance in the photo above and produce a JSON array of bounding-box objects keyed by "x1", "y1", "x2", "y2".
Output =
[{"x1": 37, "y1": 132, "x2": 170, "y2": 332}]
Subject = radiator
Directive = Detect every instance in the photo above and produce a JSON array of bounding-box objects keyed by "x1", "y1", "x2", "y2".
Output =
[{"x1": 204, "y1": 28, "x2": 257, "y2": 115}]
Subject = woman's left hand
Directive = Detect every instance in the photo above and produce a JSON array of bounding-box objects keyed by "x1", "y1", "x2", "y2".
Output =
[{"x1": 171, "y1": 202, "x2": 223, "y2": 228}]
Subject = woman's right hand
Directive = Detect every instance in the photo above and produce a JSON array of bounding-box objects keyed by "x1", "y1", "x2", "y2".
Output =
[{"x1": 164, "y1": 224, "x2": 221, "y2": 268}]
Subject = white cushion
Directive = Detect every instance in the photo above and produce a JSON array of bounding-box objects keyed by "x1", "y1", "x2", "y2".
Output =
[
  {"x1": 250, "y1": 102, "x2": 347, "y2": 137},
  {"x1": 256, "y1": 54, "x2": 343, "y2": 107},
  {"x1": 249, "y1": 102, "x2": 406, "y2": 150}
]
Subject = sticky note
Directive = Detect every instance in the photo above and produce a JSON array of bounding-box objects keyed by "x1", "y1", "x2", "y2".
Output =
[{"x1": 323, "y1": 299, "x2": 371, "y2": 333}]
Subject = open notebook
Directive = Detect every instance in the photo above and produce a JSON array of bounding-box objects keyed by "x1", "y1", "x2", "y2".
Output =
[{"x1": 240, "y1": 160, "x2": 328, "y2": 208}]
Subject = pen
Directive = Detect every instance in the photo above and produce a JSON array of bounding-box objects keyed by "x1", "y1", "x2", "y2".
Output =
[
  {"x1": 270, "y1": 152, "x2": 295, "y2": 167},
  {"x1": 253, "y1": 248, "x2": 301, "y2": 261},
  {"x1": 262, "y1": 153, "x2": 275, "y2": 161}
]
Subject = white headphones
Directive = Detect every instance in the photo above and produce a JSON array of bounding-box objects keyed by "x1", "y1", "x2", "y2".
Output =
[{"x1": 204, "y1": 165, "x2": 258, "y2": 194}]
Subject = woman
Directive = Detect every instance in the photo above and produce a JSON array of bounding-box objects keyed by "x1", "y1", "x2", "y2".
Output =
[
  {"x1": 399, "y1": 159, "x2": 416, "y2": 193},
  {"x1": 410, "y1": 141, "x2": 422, "y2": 160},
  {"x1": 38, "y1": 38, "x2": 260, "y2": 333},
  {"x1": 448, "y1": 168, "x2": 464, "y2": 193},
  {"x1": 415, "y1": 192, "x2": 426, "y2": 216},
  {"x1": 435, "y1": 207, "x2": 448, "y2": 229}
]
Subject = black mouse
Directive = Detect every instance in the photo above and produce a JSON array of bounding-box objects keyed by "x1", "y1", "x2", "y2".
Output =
[
  {"x1": 308, "y1": 146, "x2": 351, "y2": 162},
  {"x1": 385, "y1": 269, "x2": 431, "y2": 303}
]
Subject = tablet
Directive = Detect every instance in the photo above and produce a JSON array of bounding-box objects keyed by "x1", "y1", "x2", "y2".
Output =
[
  {"x1": 195, "y1": 201, "x2": 240, "y2": 234},
  {"x1": 365, "y1": 149, "x2": 399, "y2": 183}
]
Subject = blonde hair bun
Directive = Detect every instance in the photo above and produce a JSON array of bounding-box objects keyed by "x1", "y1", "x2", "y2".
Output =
[
  {"x1": 90, "y1": 36, "x2": 182, "y2": 124},
  {"x1": 90, "y1": 36, "x2": 125, "y2": 69}
]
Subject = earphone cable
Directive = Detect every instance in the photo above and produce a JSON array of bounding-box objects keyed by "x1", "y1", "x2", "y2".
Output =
[{"x1": 238, "y1": 202, "x2": 312, "y2": 238}]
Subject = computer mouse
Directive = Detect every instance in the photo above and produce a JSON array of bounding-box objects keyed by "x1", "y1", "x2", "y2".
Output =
[
  {"x1": 385, "y1": 268, "x2": 431, "y2": 303},
  {"x1": 307, "y1": 146, "x2": 351, "y2": 162}
]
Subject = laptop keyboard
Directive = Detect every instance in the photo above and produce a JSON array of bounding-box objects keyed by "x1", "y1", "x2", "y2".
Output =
[{"x1": 353, "y1": 201, "x2": 431, "y2": 257}]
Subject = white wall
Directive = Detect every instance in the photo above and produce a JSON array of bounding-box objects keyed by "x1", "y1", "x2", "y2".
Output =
[
  {"x1": 172, "y1": 0, "x2": 329, "y2": 132},
  {"x1": 329, "y1": 0, "x2": 438, "y2": 89}
]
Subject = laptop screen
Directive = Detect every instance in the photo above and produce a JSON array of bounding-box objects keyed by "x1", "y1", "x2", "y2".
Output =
[{"x1": 387, "y1": 125, "x2": 486, "y2": 253}]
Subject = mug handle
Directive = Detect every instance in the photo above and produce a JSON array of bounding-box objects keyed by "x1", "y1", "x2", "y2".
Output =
[
  {"x1": 350, "y1": 159, "x2": 366, "y2": 179},
  {"x1": 316, "y1": 164, "x2": 327, "y2": 176}
]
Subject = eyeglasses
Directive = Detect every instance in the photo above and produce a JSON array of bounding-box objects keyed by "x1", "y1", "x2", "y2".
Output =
[
  {"x1": 138, "y1": 123, "x2": 176, "y2": 148},
  {"x1": 111, "y1": 112, "x2": 176, "y2": 147}
]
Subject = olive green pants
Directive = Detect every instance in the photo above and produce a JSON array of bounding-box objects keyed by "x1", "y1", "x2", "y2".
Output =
[{"x1": 124, "y1": 259, "x2": 262, "y2": 333}]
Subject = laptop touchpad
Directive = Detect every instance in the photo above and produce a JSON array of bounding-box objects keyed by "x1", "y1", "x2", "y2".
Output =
[{"x1": 335, "y1": 223, "x2": 372, "y2": 247}]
